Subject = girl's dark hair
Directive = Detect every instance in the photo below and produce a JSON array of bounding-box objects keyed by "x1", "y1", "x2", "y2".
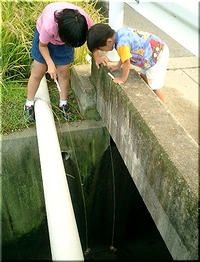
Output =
[
  {"x1": 87, "y1": 23, "x2": 115, "y2": 52},
  {"x1": 54, "y1": 9, "x2": 88, "y2": 47}
]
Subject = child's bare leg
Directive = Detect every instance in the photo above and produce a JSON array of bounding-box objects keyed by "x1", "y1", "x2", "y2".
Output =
[
  {"x1": 140, "y1": 73, "x2": 164, "y2": 103},
  {"x1": 154, "y1": 89, "x2": 164, "y2": 103},
  {"x1": 57, "y1": 64, "x2": 70, "y2": 100},
  {"x1": 57, "y1": 64, "x2": 73, "y2": 120},
  {"x1": 24, "y1": 60, "x2": 46, "y2": 122},
  {"x1": 27, "y1": 60, "x2": 47, "y2": 100},
  {"x1": 140, "y1": 73, "x2": 148, "y2": 84}
]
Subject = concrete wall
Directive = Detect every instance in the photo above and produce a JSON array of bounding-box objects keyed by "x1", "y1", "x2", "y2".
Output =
[
  {"x1": 70, "y1": 63, "x2": 199, "y2": 260},
  {"x1": 1, "y1": 120, "x2": 110, "y2": 245},
  {"x1": 125, "y1": 2, "x2": 199, "y2": 58},
  {"x1": 1, "y1": 129, "x2": 45, "y2": 243}
]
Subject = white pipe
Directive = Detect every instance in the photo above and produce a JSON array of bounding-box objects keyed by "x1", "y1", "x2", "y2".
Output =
[
  {"x1": 107, "y1": 0, "x2": 124, "y2": 61},
  {"x1": 34, "y1": 76, "x2": 84, "y2": 261}
]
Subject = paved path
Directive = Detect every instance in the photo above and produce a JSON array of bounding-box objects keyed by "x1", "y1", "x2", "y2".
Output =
[{"x1": 123, "y1": 3, "x2": 199, "y2": 144}]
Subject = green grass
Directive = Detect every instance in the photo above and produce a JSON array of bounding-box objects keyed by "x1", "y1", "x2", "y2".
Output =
[{"x1": 1, "y1": 0, "x2": 107, "y2": 135}]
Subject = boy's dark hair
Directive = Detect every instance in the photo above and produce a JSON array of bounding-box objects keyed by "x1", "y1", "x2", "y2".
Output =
[
  {"x1": 54, "y1": 9, "x2": 88, "y2": 47},
  {"x1": 87, "y1": 23, "x2": 115, "y2": 52}
]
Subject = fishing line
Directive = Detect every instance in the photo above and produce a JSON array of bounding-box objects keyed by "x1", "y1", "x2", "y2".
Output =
[
  {"x1": 107, "y1": 74, "x2": 117, "y2": 253},
  {"x1": 50, "y1": 72, "x2": 117, "y2": 254},
  {"x1": 64, "y1": 117, "x2": 90, "y2": 255}
]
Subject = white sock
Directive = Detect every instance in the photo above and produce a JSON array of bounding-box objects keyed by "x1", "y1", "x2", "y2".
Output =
[
  {"x1": 59, "y1": 100, "x2": 67, "y2": 107},
  {"x1": 26, "y1": 99, "x2": 34, "y2": 107}
]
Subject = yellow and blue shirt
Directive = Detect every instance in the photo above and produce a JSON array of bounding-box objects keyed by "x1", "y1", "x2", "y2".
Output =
[{"x1": 115, "y1": 28, "x2": 165, "y2": 70}]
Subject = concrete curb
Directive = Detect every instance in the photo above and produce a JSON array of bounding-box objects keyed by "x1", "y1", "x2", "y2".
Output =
[{"x1": 70, "y1": 62, "x2": 198, "y2": 260}]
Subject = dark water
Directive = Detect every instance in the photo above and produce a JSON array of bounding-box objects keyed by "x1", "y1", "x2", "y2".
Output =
[
  {"x1": 2, "y1": 138, "x2": 173, "y2": 260},
  {"x1": 2, "y1": 217, "x2": 51, "y2": 260},
  {"x1": 65, "y1": 138, "x2": 173, "y2": 260}
]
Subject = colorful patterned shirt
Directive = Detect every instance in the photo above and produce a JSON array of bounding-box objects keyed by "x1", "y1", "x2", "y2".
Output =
[{"x1": 115, "y1": 28, "x2": 165, "y2": 70}]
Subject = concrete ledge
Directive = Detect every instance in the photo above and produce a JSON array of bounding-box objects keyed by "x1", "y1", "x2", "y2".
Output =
[
  {"x1": 154, "y1": 2, "x2": 198, "y2": 31},
  {"x1": 71, "y1": 61, "x2": 198, "y2": 260},
  {"x1": 126, "y1": 2, "x2": 198, "y2": 57},
  {"x1": 167, "y1": 57, "x2": 200, "y2": 70},
  {"x1": 70, "y1": 65, "x2": 101, "y2": 120}
]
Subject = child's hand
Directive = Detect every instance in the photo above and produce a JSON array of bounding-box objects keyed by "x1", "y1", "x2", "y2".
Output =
[
  {"x1": 113, "y1": 77, "x2": 124, "y2": 84},
  {"x1": 92, "y1": 50, "x2": 109, "y2": 69},
  {"x1": 110, "y1": 59, "x2": 129, "y2": 84},
  {"x1": 95, "y1": 56, "x2": 109, "y2": 69},
  {"x1": 47, "y1": 63, "x2": 57, "y2": 81}
]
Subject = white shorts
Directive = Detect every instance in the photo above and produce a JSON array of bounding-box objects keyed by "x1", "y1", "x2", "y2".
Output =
[{"x1": 140, "y1": 44, "x2": 169, "y2": 90}]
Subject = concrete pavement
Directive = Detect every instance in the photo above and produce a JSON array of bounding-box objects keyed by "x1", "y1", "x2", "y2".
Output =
[{"x1": 122, "y1": 3, "x2": 199, "y2": 144}]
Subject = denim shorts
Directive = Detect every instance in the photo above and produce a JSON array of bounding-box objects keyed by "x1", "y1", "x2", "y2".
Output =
[{"x1": 31, "y1": 29, "x2": 74, "y2": 65}]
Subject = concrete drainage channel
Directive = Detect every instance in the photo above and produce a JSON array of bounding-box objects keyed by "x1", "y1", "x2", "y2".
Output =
[
  {"x1": 2, "y1": 124, "x2": 173, "y2": 260},
  {"x1": 2, "y1": 63, "x2": 198, "y2": 260}
]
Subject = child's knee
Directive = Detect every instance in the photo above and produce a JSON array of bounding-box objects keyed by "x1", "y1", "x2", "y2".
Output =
[
  {"x1": 154, "y1": 89, "x2": 164, "y2": 103},
  {"x1": 57, "y1": 65, "x2": 70, "y2": 79},
  {"x1": 140, "y1": 73, "x2": 148, "y2": 84}
]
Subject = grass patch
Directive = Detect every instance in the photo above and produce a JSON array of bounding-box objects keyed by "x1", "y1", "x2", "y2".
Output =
[{"x1": 1, "y1": 0, "x2": 107, "y2": 135}]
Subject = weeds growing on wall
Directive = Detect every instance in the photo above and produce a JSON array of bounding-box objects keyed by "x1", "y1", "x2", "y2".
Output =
[{"x1": 1, "y1": 0, "x2": 107, "y2": 135}]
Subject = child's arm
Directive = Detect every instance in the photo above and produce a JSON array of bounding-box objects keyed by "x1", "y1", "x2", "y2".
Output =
[
  {"x1": 92, "y1": 50, "x2": 109, "y2": 69},
  {"x1": 39, "y1": 41, "x2": 57, "y2": 80},
  {"x1": 109, "y1": 59, "x2": 130, "y2": 84}
]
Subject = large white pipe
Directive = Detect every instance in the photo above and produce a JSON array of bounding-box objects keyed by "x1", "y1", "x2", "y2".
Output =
[{"x1": 34, "y1": 76, "x2": 84, "y2": 261}]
